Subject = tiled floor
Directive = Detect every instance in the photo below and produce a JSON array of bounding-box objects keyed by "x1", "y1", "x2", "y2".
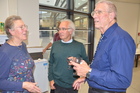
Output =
[{"x1": 126, "y1": 63, "x2": 140, "y2": 93}]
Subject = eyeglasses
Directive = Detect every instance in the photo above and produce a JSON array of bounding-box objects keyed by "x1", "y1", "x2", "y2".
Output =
[
  {"x1": 57, "y1": 28, "x2": 72, "y2": 31},
  {"x1": 91, "y1": 10, "x2": 107, "y2": 16},
  {"x1": 15, "y1": 25, "x2": 28, "y2": 30}
]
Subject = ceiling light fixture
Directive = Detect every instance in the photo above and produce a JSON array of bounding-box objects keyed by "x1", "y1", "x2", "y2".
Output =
[{"x1": 46, "y1": 0, "x2": 50, "y2": 2}]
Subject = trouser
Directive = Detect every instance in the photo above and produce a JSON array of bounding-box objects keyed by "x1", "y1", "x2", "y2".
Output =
[
  {"x1": 88, "y1": 87, "x2": 126, "y2": 93},
  {"x1": 53, "y1": 83, "x2": 78, "y2": 93},
  {"x1": 50, "y1": 89, "x2": 55, "y2": 93}
]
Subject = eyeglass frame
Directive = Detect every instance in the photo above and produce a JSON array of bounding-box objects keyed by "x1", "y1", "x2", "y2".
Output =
[
  {"x1": 57, "y1": 28, "x2": 72, "y2": 31},
  {"x1": 14, "y1": 25, "x2": 28, "y2": 30},
  {"x1": 91, "y1": 10, "x2": 109, "y2": 16}
]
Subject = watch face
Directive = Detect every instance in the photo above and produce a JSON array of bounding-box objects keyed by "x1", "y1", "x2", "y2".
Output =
[
  {"x1": 86, "y1": 69, "x2": 92, "y2": 78},
  {"x1": 86, "y1": 72, "x2": 90, "y2": 78}
]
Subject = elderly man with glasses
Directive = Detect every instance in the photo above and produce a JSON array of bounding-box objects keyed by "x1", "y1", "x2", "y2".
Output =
[
  {"x1": 68, "y1": 0, "x2": 136, "y2": 93},
  {"x1": 48, "y1": 19, "x2": 89, "y2": 93}
]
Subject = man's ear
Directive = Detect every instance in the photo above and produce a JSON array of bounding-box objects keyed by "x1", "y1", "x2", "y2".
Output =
[
  {"x1": 110, "y1": 12, "x2": 115, "y2": 20},
  {"x1": 69, "y1": 30, "x2": 73, "y2": 35},
  {"x1": 109, "y1": 12, "x2": 115, "y2": 20}
]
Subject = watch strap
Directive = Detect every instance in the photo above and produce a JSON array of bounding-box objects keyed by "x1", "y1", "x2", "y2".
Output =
[{"x1": 86, "y1": 68, "x2": 92, "y2": 78}]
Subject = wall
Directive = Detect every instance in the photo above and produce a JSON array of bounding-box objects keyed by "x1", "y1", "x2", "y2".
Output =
[
  {"x1": 0, "y1": 0, "x2": 9, "y2": 22},
  {"x1": 17, "y1": 0, "x2": 40, "y2": 47},
  {"x1": 0, "y1": 0, "x2": 41, "y2": 47},
  {"x1": 137, "y1": 6, "x2": 140, "y2": 44},
  {"x1": 114, "y1": 1, "x2": 140, "y2": 43}
]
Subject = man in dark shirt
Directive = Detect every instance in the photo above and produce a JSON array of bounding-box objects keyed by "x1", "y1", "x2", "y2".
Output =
[{"x1": 48, "y1": 19, "x2": 89, "y2": 93}]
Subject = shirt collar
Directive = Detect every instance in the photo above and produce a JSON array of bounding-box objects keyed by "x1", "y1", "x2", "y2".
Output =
[
  {"x1": 103, "y1": 23, "x2": 118, "y2": 39},
  {"x1": 61, "y1": 39, "x2": 73, "y2": 43}
]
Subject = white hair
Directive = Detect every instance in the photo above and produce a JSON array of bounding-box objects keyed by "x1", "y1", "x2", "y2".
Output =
[
  {"x1": 60, "y1": 19, "x2": 75, "y2": 36},
  {"x1": 96, "y1": 0, "x2": 117, "y2": 20}
]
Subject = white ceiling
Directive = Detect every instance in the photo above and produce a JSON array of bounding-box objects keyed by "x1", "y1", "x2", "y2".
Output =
[
  {"x1": 113, "y1": 0, "x2": 140, "y2": 4},
  {"x1": 39, "y1": 0, "x2": 56, "y2": 6},
  {"x1": 39, "y1": 0, "x2": 140, "y2": 4}
]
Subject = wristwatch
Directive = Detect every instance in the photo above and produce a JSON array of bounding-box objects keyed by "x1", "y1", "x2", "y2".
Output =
[{"x1": 86, "y1": 68, "x2": 92, "y2": 78}]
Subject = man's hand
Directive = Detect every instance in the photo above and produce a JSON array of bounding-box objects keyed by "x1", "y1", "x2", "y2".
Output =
[
  {"x1": 73, "y1": 77, "x2": 85, "y2": 90},
  {"x1": 69, "y1": 59, "x2": 91, "y2": 77},
  {"x1": 49, "y1": 80, "x2": 56, "y2": 90}
]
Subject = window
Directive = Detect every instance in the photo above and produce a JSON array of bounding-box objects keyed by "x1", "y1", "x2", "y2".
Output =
[
  {"x1": 74, "y1": 0, "x2": 88, "y2": 13},
  {"x1": 74, "y1": 14, "x2": 88, "y2": 29},
  {"x1": 39, "y1": 0, "x2": 95, "y2": 61},
  {"x1": 39, "y1": 9, "x2": 66, "y2": 30},
  {"x1": 39, "y1": 0, "x2": 67, "y2": 9}
]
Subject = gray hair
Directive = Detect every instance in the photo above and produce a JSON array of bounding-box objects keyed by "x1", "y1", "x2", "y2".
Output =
[
  {"x1": 4, "y1": 15, "x2": 22, "y2": 38},
  {"x1": 60, "y1": 19, "x2": 75, "y2": 36},
  {"x1": 96, "y1": 0, "x2": 117, "y2": 20}
]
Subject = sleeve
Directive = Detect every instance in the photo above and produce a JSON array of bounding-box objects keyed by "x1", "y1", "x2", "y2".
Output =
[
  {"x1": 88, "y1": 38, "x2": 136, "y2": 89},
  {"x1": 80, "y1": 43, "x2": 89, "y2": 64},
  {"x1": 53, "y1": 33, "x2": 60, "y2": 42},
  {"x1": 0, "y1": 52, "x2": 23, "y2": 91},
  {"x1": 50, "y1": 39, "x2": 53, "y2": 43},
  {"x1": 48, "y1": 44, "x2": 54, "y2": 81}
]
